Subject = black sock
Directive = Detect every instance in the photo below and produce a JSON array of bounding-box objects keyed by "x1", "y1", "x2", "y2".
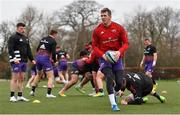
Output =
[
  {"x1": 153, "y1": 92, "x2": 161, "y2": 101},
  {"x1": 10, "y1": 92, "x2": 15, "y2": 97},
  {"x1": 18, "y1": 92, "x2": 22, "y2": 97},
  {"x1": 47, "y1": 88, "x2": 52, "y2": 95},
  {"x1": 32, "y1": 86, "x2": 36, "y2": 92},
  {"x1": 99, "y1": 88, "x2": 104, "y2": 93}
]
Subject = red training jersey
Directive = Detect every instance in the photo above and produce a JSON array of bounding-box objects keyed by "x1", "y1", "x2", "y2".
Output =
[{"x1": 92, "y1": 21, "x2": 129, "y2": 58}]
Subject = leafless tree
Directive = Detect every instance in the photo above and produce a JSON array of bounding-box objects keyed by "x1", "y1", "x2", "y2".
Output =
[
  {"x1": 0, "y1": 21, "x2": 15, "y2": 53},
  {"x1": 17, "y1": 5, "x2": 43, "y2": 46},
  {"x1": 125, "y1": 6, "x2": 180, "y2": 67},
  {"x1": 55, "y1": 0, "x2": 103, "y2": 59}
]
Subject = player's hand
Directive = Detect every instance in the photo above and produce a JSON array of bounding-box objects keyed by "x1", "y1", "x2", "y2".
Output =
[
  {"x1": 54, "y1": 61, "x2": 58, "y2": 66},
  {"x1": 152, "y1": 61, "x2": 156, "y2": 67},
  {"x1": 82, "y1": 57, "x2": 88, "y2": 61},
  {"x1": 119, "y1": 90, "x2": 124, "y2": 97},
  {"x1": 14, "y1": 58, "x2": 20, "y2": 64},
  {"x1": 121, "y1": 99, "x2": 128, "y2": 105},
  {"x1": 32, "y1": 60, "x2": 36, "y2": 65},
  {"x1": 140, "y1": 61, "x2": 143, "y2": 68},
  {"x1": 114, "y1": 51, "x2": 120, "y2": 60},
  {"x1": 102, "y1": 54, "x2": 108, "y2": 61}
]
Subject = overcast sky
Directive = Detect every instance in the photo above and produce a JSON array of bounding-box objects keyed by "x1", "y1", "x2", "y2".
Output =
[{"x1": 0, "y1": 0, "x2": 180, "y2": 24}]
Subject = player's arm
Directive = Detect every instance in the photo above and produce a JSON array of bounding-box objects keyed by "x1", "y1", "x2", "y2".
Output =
[
  {"x1": 153, "y1": 47, "x2": 157, "y2": 66},
  {"x1": 52, "y1": 42, "x2": 57, "y2": 63},
  {"x1": 92, "y1": 30, "x2": 104, "y2": 58},
  {"x1": 128, "y1": 84, "x2": 143, "y2": 105},
  {"x1": 140, "y1": 55, "x2": 145, "y2": 67},
  {"x1": 66, "y1": 53, "x2": 70, "y2": 59},
  {"x1": 127, "y1": 95, "x2": 143, "y2": 105},
  {"x1": 118, "y1": 27, "x2": 129, "y2": 57},
  {"x1": 8, "y1": 35, "x2": 19, "y2": 64},
  {"x1": 8, "y1": 36, "x2": 15, "y2": 59},
  {"x1": 26, "y1": 38, "x2": 35, "y2": 64},
  {"x1": 85, "y1": 50, "x2": 96, "y2": 64}
]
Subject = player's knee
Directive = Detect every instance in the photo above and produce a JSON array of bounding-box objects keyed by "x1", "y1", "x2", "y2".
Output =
[
  {"x1": 71, "y1": 75, "x2": 79, "y2": 84},
  {"x1": 85, "y1": 72, "x2": 92, "y2": 80}
]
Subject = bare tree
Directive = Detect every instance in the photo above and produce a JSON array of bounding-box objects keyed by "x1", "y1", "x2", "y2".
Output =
[
  {"x1": 0, "y1": 21, "x2": 15, "y2": 53},
  {"x1": 125, "y1": 7, "x2": 149, "y2": 66},
  {"x1": 18, "y1": 5, "x2": 43, "y2": 46},
  {"x1": 55, "y1": 0, "x2": 103, "y2": 59},
  {"x1": 125, "y1": 6, "x2": 180, "y2": 67}
]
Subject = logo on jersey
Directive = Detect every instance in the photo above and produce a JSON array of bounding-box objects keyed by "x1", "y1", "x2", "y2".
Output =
[
  {"x1": 41, "y1": 40, "x2": 49, "y2": 43},
  {"x1": 111, "y1": 29, "x2": 117, "y2": 33},
  {"x1": 40, "y1": 44, "x2": 46, "y2": 49},
  {"x1": 133, "y1": 74, "x2": 140, "y2": 80},
  {"x1": 100, "y1": 31, "x2": 104, "y2": 35},
  {"x1": 19, "y1": 39, "x2": 23, "y2": 42}
]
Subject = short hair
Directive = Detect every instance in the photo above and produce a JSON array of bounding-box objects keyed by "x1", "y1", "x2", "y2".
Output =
[
  {"x1": 88, "y1": 41, "x2": 92, "y2": 45},
  {"x1": 56, "y1": 45, "x2": 61, "y2": 49},
  {"x1": 101, "y1": 8, "x2": 111, "y2": 16},
  {"x1": 144, "y1": 38, "x2": 151, "y2": 41},
  {"x1": 16, "y1": 23, "x2": 25, "y2": 28},
  {"x1": 80, "y1": 50, "x2": 88, "y2": 57},
  {"x1": 50, "y1": 30, "x2": 58, "y2": 35}
]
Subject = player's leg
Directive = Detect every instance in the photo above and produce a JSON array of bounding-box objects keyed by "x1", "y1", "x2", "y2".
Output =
[
  {"x1": 150, "y1": 85, "x2": 166, "y2": 103},
  {"x1": 16, "y1": 72, "x2": 29, "y2": 101},
  {"x1": 145, "y1": 62, "x2": 157, "y2": 91},
  {"x1": 58, "y1": 60, "x2": 68, "y2": 83},
  {"x1": 26, "y1": 67, "x2": 37, "y2": 88},
  {"x1": 30, "y1": 70, "x2": 43, "y2": 96},
  {"x1": 89, "y1": 62, "x2": 100, "y2": 96},
  {"x1": 88, "y1": 71, "x2": 98, "y2": 96},
  {"x1": 16, "y1": 62, "x2": 29, "y2": 101},
  {"x1": 93, "y1": 71, "x2": 105, "y2": 97},
  {"x1": 46, "y1": 70, "x2": 56, "y2": 98},
  {"x1": 114, "y1": 70, "x2": 124, "y2": 92},
  {"x1": 26, "y1": 74, "x2": 35, "y2": 88},
  {"x1": 102, "y1": 67, "x2": 119, "y2": 111},
  {"x1": 114, "y1": 70, "x2": 125, "y2": 103},
  {"x1": 75, "y1": 72, "x2": 92, "y2": 94},
  {"x1": 10, "y1": 72, "x2": 18, "y2": 102},
  {"x1": 65, "y1": 70, "x2": 69, "y2": 82},
  {"x1": 58, "y1": 71, "x2": 67, "y2": 84},
  {"x1": 59, "y1": 73, "x2": 79, "y2": 96}
]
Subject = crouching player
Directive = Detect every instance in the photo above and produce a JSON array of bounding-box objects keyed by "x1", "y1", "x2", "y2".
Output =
[
  {"x1": 58, "y1": 50, "x2": 92, "y2": 96},
  {"x1": 119, "y1": 72, "x2": 166, "y2": 105}
]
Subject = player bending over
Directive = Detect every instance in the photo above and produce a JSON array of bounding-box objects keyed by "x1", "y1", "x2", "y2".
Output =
[
  {"x1": 58, "y1": 50, "x2": 92, "y2": 96},
  {"x1": 119, "y1": 72, "x2": 166, "y2": 105}
]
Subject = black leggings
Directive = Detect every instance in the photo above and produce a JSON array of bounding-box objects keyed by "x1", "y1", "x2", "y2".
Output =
[{"x1": 102, "y1": 67, "x2": 124, "y2": 94}]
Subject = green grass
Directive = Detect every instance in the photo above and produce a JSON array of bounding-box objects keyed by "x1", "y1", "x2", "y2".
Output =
[{"x1": 0, "y1": 80, "x2": 180, "y2": 114}]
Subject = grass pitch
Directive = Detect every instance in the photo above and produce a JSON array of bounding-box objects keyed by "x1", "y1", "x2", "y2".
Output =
[{"x1": 0, "y1": 80, "x2": 180, "y2": 114}]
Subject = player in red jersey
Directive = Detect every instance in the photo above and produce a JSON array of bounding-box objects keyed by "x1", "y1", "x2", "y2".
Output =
[{"x1": 92, "y1": 8, "x2": 129, "y2": 111}]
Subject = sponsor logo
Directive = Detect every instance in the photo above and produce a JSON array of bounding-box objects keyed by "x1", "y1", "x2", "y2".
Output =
[
  {"x1": 41, "y1": 40, "x2": 49, "y2": 43},
  {"x1": 112, "y1": 29, "x2": 116, "y2": 33},
  {"x1": 100, "y1": 31, "x2": 104, "y2": 35},
  {"x1": 102, "y1": 38, "x2": 118, "y2": 44}
]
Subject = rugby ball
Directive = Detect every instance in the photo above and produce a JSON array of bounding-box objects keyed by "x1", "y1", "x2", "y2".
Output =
[{"x1": 105, "y1": 50, "x2": 117, "y2": 64}]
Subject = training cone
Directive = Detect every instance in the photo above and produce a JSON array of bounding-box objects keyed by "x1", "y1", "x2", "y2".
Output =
[
  {"x1": 161, "y1": 90, "x2": 167, "y2": 94},
  {"x1": 32, "y1": 99, "x2": 41, "y2": 103}
]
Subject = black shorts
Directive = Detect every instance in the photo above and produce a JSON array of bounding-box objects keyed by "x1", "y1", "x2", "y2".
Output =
[
  {"x1": 142, "y1": 83, "x2": 153, "y2": 97},
  {"x1": 91, "y1": 61, "x2": 99, "y2": 72}
]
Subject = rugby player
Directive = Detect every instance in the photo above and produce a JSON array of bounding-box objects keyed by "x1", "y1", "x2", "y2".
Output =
[
  {"x1": 30, "y1": 30, "x2": 57, "y2": 98},
  {"x1": 92, "y1": 8, "x2": 129, "y2": 111}
]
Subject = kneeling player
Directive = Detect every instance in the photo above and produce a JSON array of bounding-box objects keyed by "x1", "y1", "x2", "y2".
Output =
[{"x1": 119, "y1": 72, "x2": 166, "y2": 105}]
